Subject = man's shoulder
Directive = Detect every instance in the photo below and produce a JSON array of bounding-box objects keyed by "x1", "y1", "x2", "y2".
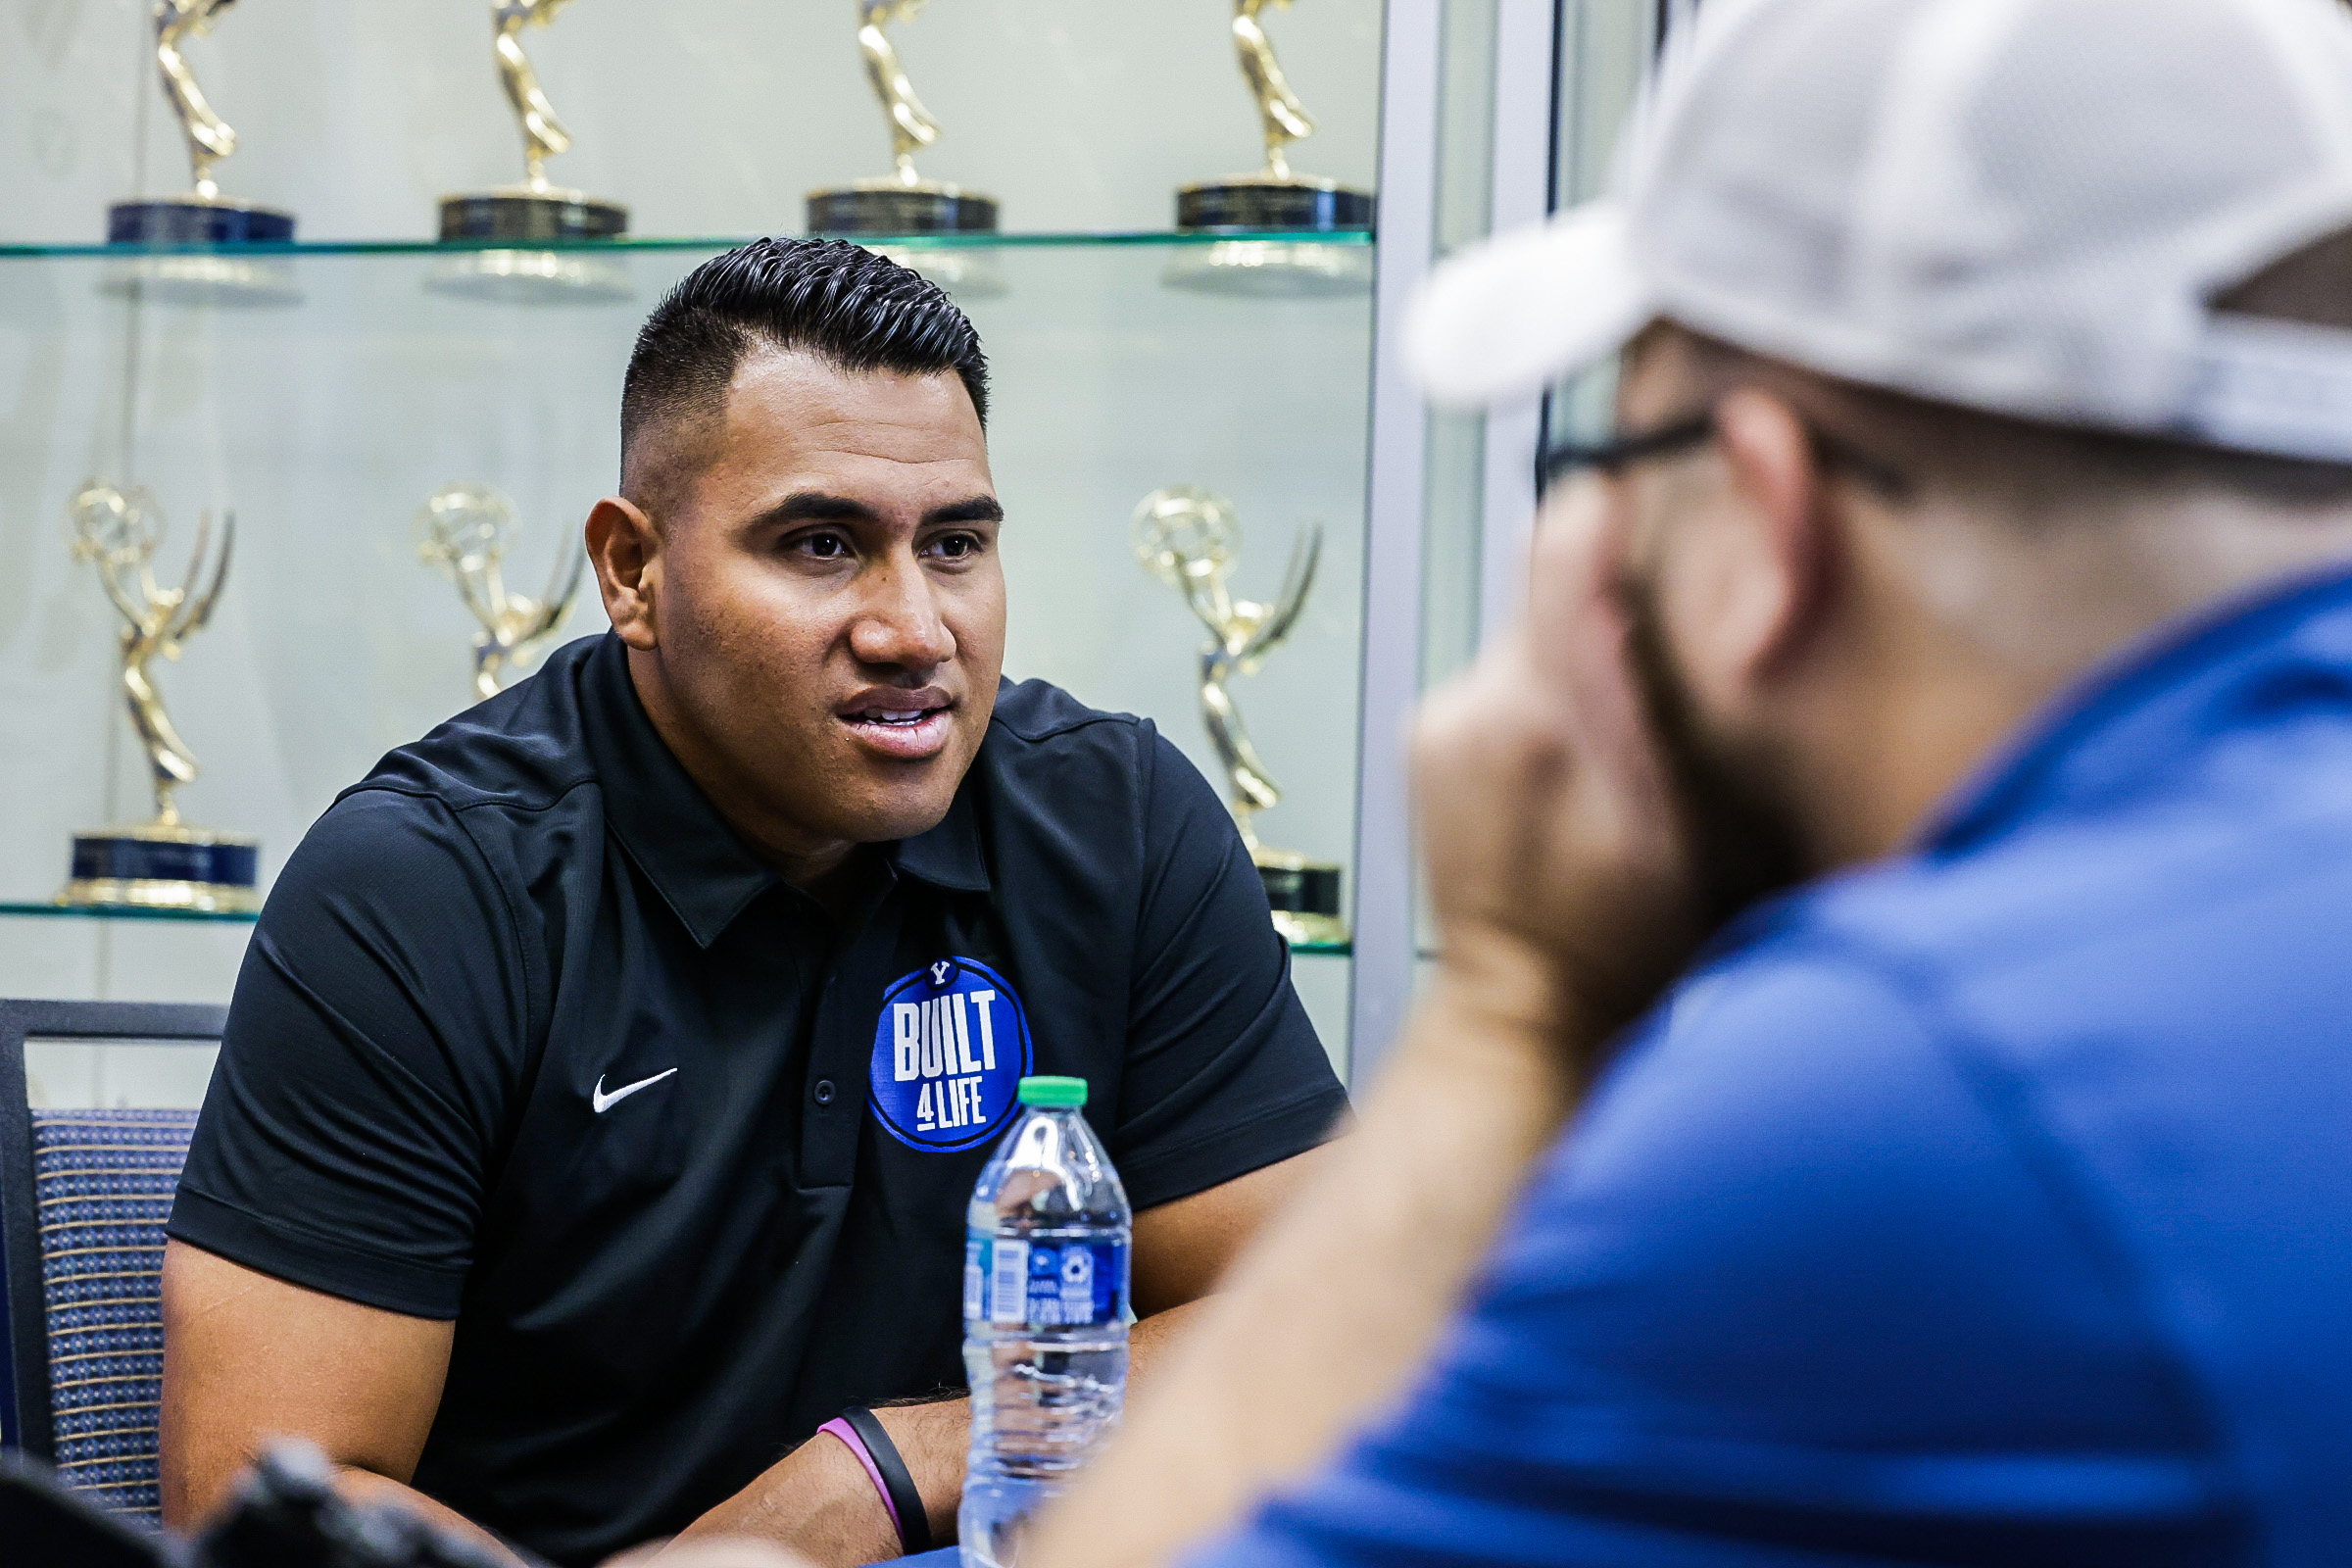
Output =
[
  {"x1": 986, "y1": 677, "x2": 1152, "y2": 752},
  {"x1": 977, "y1": 678, "x2": 1230, "y2": 851},
  {"x1": 1768, "y1": 763, "x2": 2352, "y2": 1010},
  {"x1": 339, "y1": 636, "x2": 605, "y2": 822},
  {"x1": 978, "y1": 678, "x2": 1165, "y2": 814}
]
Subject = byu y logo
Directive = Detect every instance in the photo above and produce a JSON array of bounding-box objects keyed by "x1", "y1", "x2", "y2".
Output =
[{"x1": 869, "y1": 957, "x2": 1033, "y2": 1152}]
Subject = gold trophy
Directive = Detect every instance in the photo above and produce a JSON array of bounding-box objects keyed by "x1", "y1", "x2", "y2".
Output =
[
  {"x1": 808, "y1": 0, "x2": 1004, "y2": 290},
  {"x1": 1167, "y1": 0, "x2": 1374, "y2": 296},
  {"x1": 415, "y1": 485, "x2": 586, "y2": 702},
  {"x1": 435, "y1": 1, "x2": 631, "y2": 301},
  {"x1": 107, "y1": 0, "x2": 295, "y2": 247},
  {"x1": 1133, "y1": 486, "x2": 1347, "y2": 946},
  {"x1": 60, "y1": 481, "x2": 259, "y2": 914}
]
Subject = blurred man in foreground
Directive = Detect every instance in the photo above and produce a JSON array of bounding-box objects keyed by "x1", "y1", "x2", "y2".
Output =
[{"x1": 1033, "y1": 0, "x2": 2352, "y2": 1562}]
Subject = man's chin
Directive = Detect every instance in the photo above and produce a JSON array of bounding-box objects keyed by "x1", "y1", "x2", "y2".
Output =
[{"x1": 823, "y1": 770, "x2": 968, "y2": 848}]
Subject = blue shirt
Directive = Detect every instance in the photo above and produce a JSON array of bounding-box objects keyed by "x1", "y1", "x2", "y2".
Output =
[{"x1": 1193, "y1": 568, "x2": 2352, "y2": 1567}]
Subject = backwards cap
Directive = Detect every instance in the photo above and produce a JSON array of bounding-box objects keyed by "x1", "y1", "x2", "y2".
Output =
[{"x1": 1409, "y1": 0, "x2": 2352, "y2": 464}]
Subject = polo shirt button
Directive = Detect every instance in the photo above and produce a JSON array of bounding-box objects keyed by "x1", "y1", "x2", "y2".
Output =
[{"x1": 813, "y1": 1079, "x2": 837, "y2": 1105}]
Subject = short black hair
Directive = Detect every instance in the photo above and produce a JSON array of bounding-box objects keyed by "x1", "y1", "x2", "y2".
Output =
[{"x1": 619, "y1": 238, "x2": 989, "y2": 509}]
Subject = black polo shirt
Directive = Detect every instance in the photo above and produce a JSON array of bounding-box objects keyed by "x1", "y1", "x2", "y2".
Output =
[{"x1": 169, "y1": 632, "x2": 1344, "y2": 1565}]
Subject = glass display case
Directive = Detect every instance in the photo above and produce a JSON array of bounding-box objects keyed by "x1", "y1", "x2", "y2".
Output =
[
  {"x1": 0, "y1": 230, "x2": 1372, "y2": 1059},
  {"x1": 0, "y1": 0, "x2": 1660, "y2": 1083}
]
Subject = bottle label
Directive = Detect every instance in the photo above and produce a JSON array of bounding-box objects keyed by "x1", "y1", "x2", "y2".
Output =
[{"x1": 968, "y1": 1236, "x2": 1129, "y2": 1327}]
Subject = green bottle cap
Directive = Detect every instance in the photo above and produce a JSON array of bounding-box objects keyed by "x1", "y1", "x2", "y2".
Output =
[{"x1": 1018, "y1": 1075, "x2": 1089, "y2": 1108}]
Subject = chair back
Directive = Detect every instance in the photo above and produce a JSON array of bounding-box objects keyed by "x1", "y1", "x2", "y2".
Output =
[
  {"x1": 0, "y1": 1000, "x2": 226, "y2": 1524},
  {"x1": 27, "y1": 1109, "x2": 198, "y2": 1520}
]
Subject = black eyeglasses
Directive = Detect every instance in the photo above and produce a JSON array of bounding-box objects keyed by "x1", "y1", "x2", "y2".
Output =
[
  {"x1": 1536, "y1": 415, "x2": 1716, "y2": 494},
  {"x1": 1535, "y1": 408, "x2": 1913, "y2": 500}
]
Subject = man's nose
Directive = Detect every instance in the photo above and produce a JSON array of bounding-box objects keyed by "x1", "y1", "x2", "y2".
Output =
[{"x1": 848, "y1": 549, "x2": 956, "y2": 671}]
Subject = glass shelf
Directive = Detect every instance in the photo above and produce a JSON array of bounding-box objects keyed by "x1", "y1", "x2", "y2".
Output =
[
  {"x1": 0, "y1": 230, "x2": 1373, "y2": 262},
  {"x1": 1, "y1": 220, "x2": 1371, "y2": 1056},
  {"x1": 0, "y1": 902, "x2": 259, "y2": 924}
]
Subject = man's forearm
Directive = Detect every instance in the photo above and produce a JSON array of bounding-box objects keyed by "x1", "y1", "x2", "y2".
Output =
[
  {"x1": 332, "y1": 1466, "x2": 526, "y2": 1563},
  {"x1": 1027, "y1": 965, "x2": 1590, "y2": 1568},
  {"x1": 671, "y1": 1299, "x2": 1210, "y2": 1564}
]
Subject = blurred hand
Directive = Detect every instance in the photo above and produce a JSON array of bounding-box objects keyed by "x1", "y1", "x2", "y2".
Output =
[{"x1": 1412, "y1": 475, "x2": 1703, "y2": 1054}]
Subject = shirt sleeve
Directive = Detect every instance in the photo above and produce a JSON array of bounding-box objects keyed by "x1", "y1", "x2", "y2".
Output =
[
  {"x1": 167, "y1": 789, "x2": 534, "y2": 1319},
  {"x1": 1184, "y1": 943, "x2": 2241, "y2": 1568},
  {"x1": 1103, "y1": 729, "x2": 1348, "y2": 1213}
]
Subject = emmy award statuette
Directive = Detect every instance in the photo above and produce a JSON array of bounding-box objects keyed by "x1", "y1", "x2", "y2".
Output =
[
  {"x1": 103, "y1": 1, "x2": 300, "y2": 303},
  {"x1": 60, "y1": 482, "x2": 260, "y2": 915},
  {"x1": 1167, "y1": 0, "x2": 1374, "y2": 297},
  {"x1": 808, "y1": 1, "x2": 1004, "y2": 296},
  {"x1": 433, "y1": 0, "x2": 631, "y2": 302},
  {"x1": 108, "y1": 0, "x2": 295, "y2": 247},
  {"x1": 415, "y1": 485, "x2": 586, "y2": 702},
  {"x1": 1133, "y1": 486, "x2": 1348, "y2": 946}
]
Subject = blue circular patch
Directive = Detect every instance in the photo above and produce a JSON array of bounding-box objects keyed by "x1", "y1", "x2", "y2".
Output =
[{"x1": 869, "y1": 957, "x2": 1034, "y2": 1152}]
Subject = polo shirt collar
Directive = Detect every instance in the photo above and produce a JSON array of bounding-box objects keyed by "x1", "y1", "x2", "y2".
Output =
[
  {"x1": 578, "y1": 634, "x2": 991, "y2": 947},
  {"x1": 577, "y1": 634, "x2": 779, "y2": 947},
  {"x1": 1924, "y1": 564, "x2": 2352, "y2": 856},
  {"x1": 888, "y1": 784, "x2": 992, "y2": 894}
]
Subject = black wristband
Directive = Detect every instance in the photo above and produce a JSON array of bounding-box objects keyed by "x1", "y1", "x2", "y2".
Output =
[{"x1": 841, "y1": 1405, "x2": 934, "y2": 1554}]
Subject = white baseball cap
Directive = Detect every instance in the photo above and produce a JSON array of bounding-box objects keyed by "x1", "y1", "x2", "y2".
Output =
[{"x1": 1408, "y1": 0, "x2": 2352, "y2": 464}]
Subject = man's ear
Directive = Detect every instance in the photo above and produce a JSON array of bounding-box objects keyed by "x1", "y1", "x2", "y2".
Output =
[
  {"x1": 586, "y1": 496, "x2": 662, "y2": 651},
  {"x1": 1682, "y1": 387, "x2": 1834, "y2": 699}
]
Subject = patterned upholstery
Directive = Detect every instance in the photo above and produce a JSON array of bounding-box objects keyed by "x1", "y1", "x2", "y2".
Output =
[{"x1": 30, "y1": 1107, "x2": 197, "y2": 1521}]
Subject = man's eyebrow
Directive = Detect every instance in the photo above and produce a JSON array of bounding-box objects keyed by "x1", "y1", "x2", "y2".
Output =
[
  {"x1": 745, "y1": 492, "x2": 883, "y2": 528},
  {"x1": 926, "y1": 495, "x2": 1004, "y2": 526},
  {"x1": 739, "y1": 492, "x2": 1004, "y2": 530}
]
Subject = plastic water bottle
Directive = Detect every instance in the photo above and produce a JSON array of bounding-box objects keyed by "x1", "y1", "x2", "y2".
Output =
[{"x1": 959, "y1": 1075, "x2": 1131, "y2": 1568}]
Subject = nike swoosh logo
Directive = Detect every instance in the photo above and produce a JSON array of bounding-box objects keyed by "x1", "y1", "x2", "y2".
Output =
[{"x1": 591, "y1": 1068, "x2": 678, "y2": 1114}]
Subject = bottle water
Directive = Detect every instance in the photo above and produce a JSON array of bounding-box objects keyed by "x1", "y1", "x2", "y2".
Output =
[{"x1": 959, "y1": 1075, "x2": 1131, "y2": 1568}]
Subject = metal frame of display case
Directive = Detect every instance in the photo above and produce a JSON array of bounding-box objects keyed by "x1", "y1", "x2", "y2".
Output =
[
  {"x1": 1348, "y1": 0, "x2": 1568, "y2": 1084},
  {"x1": 1347, "y1": 0, "x2": 1668, "y2": 1085}
]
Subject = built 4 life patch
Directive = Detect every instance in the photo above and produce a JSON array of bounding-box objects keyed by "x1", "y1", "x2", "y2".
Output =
[{"x1": 868, "y1": 957, "x2": 1034, "y2": 1152}]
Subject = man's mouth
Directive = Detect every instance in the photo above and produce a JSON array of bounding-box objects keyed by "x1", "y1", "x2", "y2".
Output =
[{"x1": 838, "y1": 693, "x2": 956, "y2": 760}]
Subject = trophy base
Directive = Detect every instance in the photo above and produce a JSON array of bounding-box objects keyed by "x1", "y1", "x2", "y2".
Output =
[
  {"x1": 437, "y1": 187, "x2": 630, "y2": 243},
  {"x1": 1168, "y1": 176, "x2": 1375, "y2": 299},
  {"x1": 100, "y1": 197, "x2": 301, "y2": 305},
  {"x1": 61, "y1": 823, "x2": 261, "y2": 915},
  {"x1": 422, "y1": 248, "x2": 635, "y2": 306},
  {"x1": 1175, "y1": 174, "x2": 1375, "y2": 232},
  {"x1": 108, "y1": 196, "x2": 297, "y2": 246},
  {"x1": 1255, "y1": 850, "x2": 1348, "y2": 947},
  {"x1": 807, "y1": 179, "x2": 1001, "y2": 235}
]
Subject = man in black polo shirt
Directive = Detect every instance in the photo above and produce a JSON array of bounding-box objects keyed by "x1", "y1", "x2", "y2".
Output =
[{"x1": 157, "y1": 239, "x2": 1346, "y2": 1566}]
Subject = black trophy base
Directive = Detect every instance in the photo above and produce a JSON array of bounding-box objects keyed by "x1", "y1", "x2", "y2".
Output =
[
  {"x1": 1255, "y1": 851, "x2": 1348, "y2": 948},
  {"x1": 807, "y1": 181, "x2": 1000, "y2": 235},
  {"x1": 1176, "y1": 176, "x2": 1375, "y2": 232},
  {"x1": 63, "y1": 823, "x2": 261, "y2": 915},
  {"x1": 108, "y1": 197, "x2": 296, "y2": 246},
  {"x1": 438, "y1": 187, "x2": 629, "y2": 243}
]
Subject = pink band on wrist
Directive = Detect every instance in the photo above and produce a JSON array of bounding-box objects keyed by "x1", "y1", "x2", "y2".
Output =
[{"x1": 817, "y1": 1415, "x2": 905, "y2": 1540}]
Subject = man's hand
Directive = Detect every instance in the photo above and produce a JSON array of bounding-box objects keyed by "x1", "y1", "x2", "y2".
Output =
[
  {"x1": 1413, "y1": 473, "x2": 1703, "y2": 1050},
  {"x1": 666, "y1": 1400, "x2": 961, "y2": 1566},
  {"x1": 663, "y1": 1155, "x2": 1318, "y2": 1565}
]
